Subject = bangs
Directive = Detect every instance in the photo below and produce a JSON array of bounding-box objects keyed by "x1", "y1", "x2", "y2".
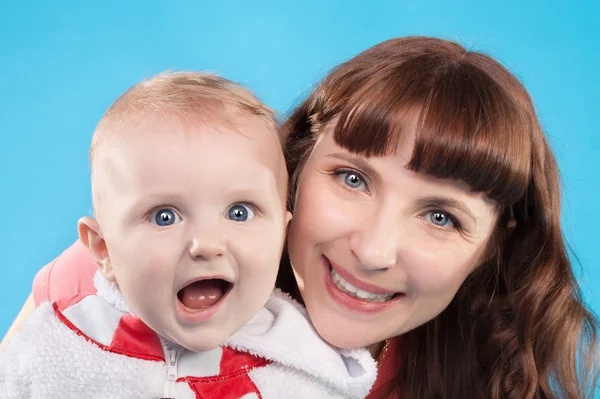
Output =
[{"x1": 320, "y1": 54, "x2": 532, "y2": 205}]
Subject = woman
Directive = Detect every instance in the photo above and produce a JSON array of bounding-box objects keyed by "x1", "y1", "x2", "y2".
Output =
[{"x1": 2, "y1": 37, "x2": 598, "y2": 398}]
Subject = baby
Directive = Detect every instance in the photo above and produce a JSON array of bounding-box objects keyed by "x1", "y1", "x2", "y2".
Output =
[{"x1": 0, "y1": 72, "x2": 376, "y2": 399}]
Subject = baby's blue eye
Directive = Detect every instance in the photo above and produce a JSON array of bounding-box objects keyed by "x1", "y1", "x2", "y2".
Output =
[
  {"x1": 227, "y1": 204, "x2": 255, "y2": 222},
  {"x1": 151, "y1": 208, "x2": 181, "y2": 226}
]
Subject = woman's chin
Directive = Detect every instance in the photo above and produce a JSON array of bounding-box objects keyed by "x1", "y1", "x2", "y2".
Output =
[{"x1": 307, "y1": 310, "x2": 378, "y2": 350}]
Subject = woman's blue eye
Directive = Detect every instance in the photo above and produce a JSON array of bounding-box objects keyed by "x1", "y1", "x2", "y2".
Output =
[
  {"x1": 425, "y1": 210, "x2": 455, "y2": 228},
  {"x1": 227, "y1": 204, "x2": 255, "y2": 222},
  {"x1": 150, "y1": 208, "x2": 181, "y2": 226},
  {"x1": 338, "y1": 171, "x2": 366, "y2": 190}
]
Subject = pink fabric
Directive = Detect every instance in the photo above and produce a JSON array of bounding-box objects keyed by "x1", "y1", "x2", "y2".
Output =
[{"x1": 32, "y1": 240, "x2": 98, "y2": 306}]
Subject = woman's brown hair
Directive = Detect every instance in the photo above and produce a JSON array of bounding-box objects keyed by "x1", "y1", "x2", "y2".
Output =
[{"x1": 276, "y1": 36, "x2": 599, "y2": 398}]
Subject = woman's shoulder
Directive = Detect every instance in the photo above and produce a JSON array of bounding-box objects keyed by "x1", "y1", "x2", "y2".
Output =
[{"x1": 32, "y1": 240, "x2": 98, "y2": 306}]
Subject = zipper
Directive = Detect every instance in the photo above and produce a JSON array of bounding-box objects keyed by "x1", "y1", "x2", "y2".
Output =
[{"x1": 160, "y1": 337, "x2": 182, "y2": 399}]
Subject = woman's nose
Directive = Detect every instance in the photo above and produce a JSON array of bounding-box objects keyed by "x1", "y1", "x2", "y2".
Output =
[{"x1": 350, "y1": 209, "x2": 399, "y2": 271}]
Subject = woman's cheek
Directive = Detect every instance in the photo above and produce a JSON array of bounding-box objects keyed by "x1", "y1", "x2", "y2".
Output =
[
  {"x1": 403, "y1": 244, "x2": 477, "y2": 296},
  {"x1": 315, "y1": 189, "x2": 355, "y2": 229},
  {"x1": 301, "y1": 177, "x2": 360, "y2": 230}
]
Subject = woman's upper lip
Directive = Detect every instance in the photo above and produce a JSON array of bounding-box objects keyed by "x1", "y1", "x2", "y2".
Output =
[{"x1": 326, "y1": 258, "x2": 399, "y2": 295}]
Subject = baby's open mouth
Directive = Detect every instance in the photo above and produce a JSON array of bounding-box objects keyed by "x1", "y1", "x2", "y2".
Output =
[{"x1": 177, "y1": 279, "x2": 232, "y2": 309}]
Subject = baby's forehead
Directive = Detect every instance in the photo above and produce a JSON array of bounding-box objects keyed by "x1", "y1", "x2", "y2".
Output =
[
  {"x1": 95, "y1": 108, "x2": 281, "y2": 156},
  {"x1": 92, "y1": 112, "x2": 288, "y2": 198}
]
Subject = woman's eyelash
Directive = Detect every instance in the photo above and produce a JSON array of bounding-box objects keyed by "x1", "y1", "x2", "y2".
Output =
[
  {"x1": 332, "y1": 168, "x2": 370, "y2": 191},
  {"x1": 426, "y1": 209, "x2": 463, "y2": 231},
  {"x1": 329, "y1": 168, "x2": 464, "y2": 232},
  {"x1": 445, "y1": 213, "x2": 462, "y2": 230}
]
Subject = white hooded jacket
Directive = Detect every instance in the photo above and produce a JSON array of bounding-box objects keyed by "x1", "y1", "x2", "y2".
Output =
[{"x1": 0, "y1": 272, "x2": 377, "y2": 399}]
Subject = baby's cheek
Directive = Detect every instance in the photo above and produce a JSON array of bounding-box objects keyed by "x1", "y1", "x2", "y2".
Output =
[
  {"x1": 113, "y1": 247, "x2": 170, "y2": 294},
  {"x1": 252, "y1": 250, "x2": 284, "y2": 279}
]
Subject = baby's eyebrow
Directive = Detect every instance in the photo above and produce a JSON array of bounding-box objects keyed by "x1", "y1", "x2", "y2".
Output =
[{"x1": 131, "y1": 191, "x2": 187, "y2": 207}]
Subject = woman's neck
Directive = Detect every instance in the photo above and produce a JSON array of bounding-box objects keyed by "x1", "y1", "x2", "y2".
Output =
[{"x1": 367, "y1": 340, "x2": 386, "y2": 359}]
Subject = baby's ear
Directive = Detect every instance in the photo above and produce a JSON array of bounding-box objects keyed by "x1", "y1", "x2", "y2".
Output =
[
  {"x1": 77, "y1": 217, "x2": 116, "y2": 282},
  {"x1": 285, "y1": 211, "x2": 293, "y2": 227}
]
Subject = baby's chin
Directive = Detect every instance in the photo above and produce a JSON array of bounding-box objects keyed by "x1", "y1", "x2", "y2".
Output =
[
  {"x1": 179, "y1": 340, "x2": 224, "y2": 353},
  {"x1": 162, "y1": 325, "x2": 237, "y2": 353},
  {"x1": 172, "y1": 334, "x2": 234, "y2": 352}
]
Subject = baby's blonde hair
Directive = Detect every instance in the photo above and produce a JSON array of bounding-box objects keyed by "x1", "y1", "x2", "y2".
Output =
[{"x1": 91, "y1": 71, "x2": 278, "y2": 160}]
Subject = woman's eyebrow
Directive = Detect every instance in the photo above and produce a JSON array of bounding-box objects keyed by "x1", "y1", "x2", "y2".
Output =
[
  {"x1": 417, "y1": 196, "x2": 477, "y2": 224},
  {"x1": 325, "y1": 152, "x2": 381, "y2": 182}
]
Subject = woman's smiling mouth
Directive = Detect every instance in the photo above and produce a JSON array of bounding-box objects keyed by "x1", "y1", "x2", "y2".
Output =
[
  {"x1": 330, "y1": 268, "x2": 395, "y2": 302},
  {"x1": 322, "y1": 256, "x2": 405, "y2": 313}
]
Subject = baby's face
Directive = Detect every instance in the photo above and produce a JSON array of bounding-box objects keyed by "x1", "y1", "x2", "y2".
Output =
[{"x1": 93, "y1": 115, "x2": 289, "y2": 352}]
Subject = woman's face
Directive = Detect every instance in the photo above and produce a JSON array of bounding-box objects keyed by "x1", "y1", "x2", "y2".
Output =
[{"x1": 287, "y1": 126, "x2": 499, "y2": 350}]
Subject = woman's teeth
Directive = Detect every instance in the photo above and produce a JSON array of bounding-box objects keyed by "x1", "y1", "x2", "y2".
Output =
[{"x1": 330, "y1": 268, "x2": 395, "y2": 302}]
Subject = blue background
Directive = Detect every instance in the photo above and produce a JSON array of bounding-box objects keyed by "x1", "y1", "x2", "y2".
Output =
[{"x1": 1, "y1": 0, "x2": 598, "y2": 393}]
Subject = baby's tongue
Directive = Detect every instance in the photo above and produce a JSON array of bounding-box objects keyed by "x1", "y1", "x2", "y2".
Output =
[{"x1": 179, "y1": 280, "x2": 224, "y2": 309}]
